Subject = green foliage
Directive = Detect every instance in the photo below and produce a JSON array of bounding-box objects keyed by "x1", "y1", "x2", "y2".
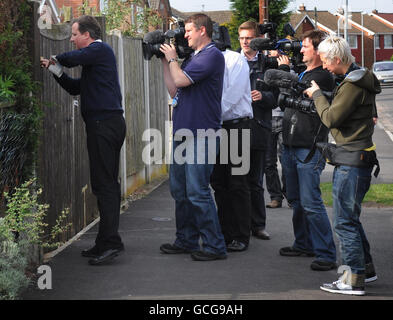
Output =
[
  {"x1": 0, "y1": 75, "x2": 16, "y2": 103},
  {"x1": 320, "y1": 183, "x2": 393, "y2": 207},
  {"x1": 0, "y1": 237, "x2": 30, "y2": 300},
  {"x1": 102, "y1": 0, "x2": 163, "y2": 37},
  {"x1": 77, "y1": 0, "x2": 99, "y2": 16},
  {"x1": 0, "y1": 178, "x2": 71, "y2": 300},
  {"x1": 227, "y1": 0, "x2": 293, "y2": 50},
  {"x1": 0, "y1": 1, "x2": 43, "y2": 197}
]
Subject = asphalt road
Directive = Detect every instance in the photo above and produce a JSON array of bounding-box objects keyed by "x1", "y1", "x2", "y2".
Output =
[{"x1": 22, "y1": 88, "x2": 393, "y2": 305}]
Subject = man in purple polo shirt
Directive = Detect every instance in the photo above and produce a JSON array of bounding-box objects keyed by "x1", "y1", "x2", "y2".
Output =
[{"x1": 159, "y1": 13, "x2": 227, "y2": 261}]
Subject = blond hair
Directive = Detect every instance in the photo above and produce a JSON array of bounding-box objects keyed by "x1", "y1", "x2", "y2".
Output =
[{"x1": 317, "y1": 35, "x2": 355, "y2": 65}]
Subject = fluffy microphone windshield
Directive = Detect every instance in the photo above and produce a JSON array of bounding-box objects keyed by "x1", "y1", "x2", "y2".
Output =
[
  {"x1": 263, "y1": 69, "x2": 298, "y2": 86},
  {"x1": 143, "y1": 30, "x2": 165, "y2": 43},
  {"x1": 249, "y1": 38, "x2": 272, "y2": 51}
]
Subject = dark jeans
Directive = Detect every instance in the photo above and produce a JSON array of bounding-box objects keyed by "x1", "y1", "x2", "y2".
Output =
[
  {"x1": 265, "y1": 116, "x2": 285, "y2": 201},
  {"x1": 333, "y1": 165, "x2": 373, "y2": 274},
  {"x1": 211, "y1": 121, "x2": 252, "y2": 245},
  {"x1": 170, "y1": 136, "x2": 226, "y2": 255},
  {"x1": 86, "y1": 115, "x2": 126, "y2": 251},
  {"x1": 282, "y1": 146, "x2": 336, "y2": 263}
]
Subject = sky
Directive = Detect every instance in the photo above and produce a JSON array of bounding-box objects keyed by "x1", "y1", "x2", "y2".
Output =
[{"x1": 169, "y1": 0, "x2": 393, "y2": 13}]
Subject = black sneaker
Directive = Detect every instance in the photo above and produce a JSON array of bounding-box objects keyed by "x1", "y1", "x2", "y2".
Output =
[
  {"x1": 160, "y1": 243, "x2": 193, "y2": 254},
  {"x1": 191, "y1": 250, "x2": 227, "y2": 261},
  {"x1": 365, "y1": 263, "x2": 378, "y2": 283},
  {"x1": 310, "y1": 260, "x2": 337, "y2": 271},
  {"x1": 279, "y1": 246, "x2": 315, "y2": 257},
  {"x1": 320, "y1": 278, "x2": 365, "y2": 296}
]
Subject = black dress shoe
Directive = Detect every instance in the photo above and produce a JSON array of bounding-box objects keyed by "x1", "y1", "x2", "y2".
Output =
[
  {"x1": 227, "y1": 240, "x2": 248, "y2": 252},
  {"x1": 190, "y1": 250, "x2": 227, "y2": 261},
  {"x1": 88, "y1": 247, "x2": 124, "y2": 266},
  {"x1": 279, "y1": 246, "x2": 315, "y2": 257},
  {"x1": 160, "y1": 243, "x2": 194, "y2": 254},
  {"x1": 310, "y1": 260, "x2": 337, "y2": 271},
  {"x1": 81, "y1": 246, "x2": 100, "y2": 258},
  {"x1": 252, "y1": 229, "x2": 270, "y2": 240}
]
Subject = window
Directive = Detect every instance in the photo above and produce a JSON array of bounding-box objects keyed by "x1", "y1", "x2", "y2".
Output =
[
  {"x1": 375, "y1": 35, "x2": 380, "y2": 49},
  {"x1": 348, "y1": 35, "x2": 358, "y2": 49},
  {"x1": 384, "y1": 34, "x2": 393, "y2": 48}
]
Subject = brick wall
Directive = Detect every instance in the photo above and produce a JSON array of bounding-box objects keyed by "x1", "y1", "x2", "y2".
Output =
[{"x1": 55, "y1": 0, "x2": 100, "y2": 18}]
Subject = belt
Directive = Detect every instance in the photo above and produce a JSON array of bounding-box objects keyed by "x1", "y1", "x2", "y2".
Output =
[{"x1": 223, "y1": 117, "x2": 250, "y2": 125}]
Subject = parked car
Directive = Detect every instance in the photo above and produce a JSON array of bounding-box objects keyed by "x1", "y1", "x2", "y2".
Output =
[{"x1": 372, "y1": 61, "x2": 393, "y2": 85}]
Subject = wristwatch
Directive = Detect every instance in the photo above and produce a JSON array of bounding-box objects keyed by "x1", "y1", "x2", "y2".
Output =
[{"x1": 168, "y1": 58, "x2": 178, "y2": 64}]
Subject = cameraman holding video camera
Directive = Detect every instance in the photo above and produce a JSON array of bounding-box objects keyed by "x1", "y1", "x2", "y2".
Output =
[
  {"x1": 305, "y1": 35, "x2": 380, "y2": 296},
  {"x1": 278, "y1": 30, "x2": 337, "y2": 271}
]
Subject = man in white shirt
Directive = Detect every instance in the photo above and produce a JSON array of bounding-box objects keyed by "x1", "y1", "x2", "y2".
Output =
[
  {"x1": 211, "y1": 48, "x2": 254, "y2": 252},
  {"x1": 238, "y1": 21, "x2": 277, "y2": 241}
]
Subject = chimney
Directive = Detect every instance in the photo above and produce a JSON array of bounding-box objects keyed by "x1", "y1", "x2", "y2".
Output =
[{"x1": 299, "y1": 3, "x2": 306, "y2": 11}]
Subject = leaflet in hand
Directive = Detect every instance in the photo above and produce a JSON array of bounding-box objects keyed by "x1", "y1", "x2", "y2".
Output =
[{"x1": 48, "y1": 55, "x2": 64, "y2": 77}]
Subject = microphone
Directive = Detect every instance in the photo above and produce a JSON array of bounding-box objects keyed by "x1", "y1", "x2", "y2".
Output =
[
  {"x1": 143, "y1": 30, "x2": 165, "y2": 44},
  {"x1": 249, "y1": 38, "x2": 274, "y2": 51},
  {"x1": 263, "y1": 69, "x2": 298, "y2": 87}
]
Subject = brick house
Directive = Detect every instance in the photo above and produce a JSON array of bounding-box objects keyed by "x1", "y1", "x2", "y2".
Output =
[
  {"x1": 55, "y1": 0, "x2": 100, "y2": 17},
  {"x1": 369, "y1": 11, "x2": 393, "y2": 61},
  {"x1": 290, "y1": 4, "x2": 393, "y2": 69},
  {"x1": 52, "y1": 0, "x2": 172, "y2": 31},
  {"x1": 149, "y1": 0, "x2": 172, "y2": 31}
]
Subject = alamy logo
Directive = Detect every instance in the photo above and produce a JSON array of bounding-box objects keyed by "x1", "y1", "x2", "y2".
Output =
[
  {"x1": 37, "y1": 5, "x2": 53, "y2": 30},
  {"x1": 142, "y1": 121, "x2": 251, "y2": 175},
  {"x1": 37, "y1": 265, "x2": 52, "y2": 290}
]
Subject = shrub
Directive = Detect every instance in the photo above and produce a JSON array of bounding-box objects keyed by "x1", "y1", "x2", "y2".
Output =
[{"x1": 0, "y1": 179, "x2": 71, "y2": 300}]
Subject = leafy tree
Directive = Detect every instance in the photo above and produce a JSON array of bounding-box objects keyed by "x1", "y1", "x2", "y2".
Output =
[
  {"x1": 227, "y1": 0, "x2": 293, "y2": 50},
  {"x1": 99, "y1": 0, "x2": 163, "y2": 37}
]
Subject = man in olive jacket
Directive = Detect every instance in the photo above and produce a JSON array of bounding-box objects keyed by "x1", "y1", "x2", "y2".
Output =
[{"x1": 305, "y1": 35, "x2": 381, "y2": 296}]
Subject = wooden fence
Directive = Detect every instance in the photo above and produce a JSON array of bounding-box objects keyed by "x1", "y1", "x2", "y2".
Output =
[{"x1": 35, "y1": 18, "x2": 169, "y2": 242}]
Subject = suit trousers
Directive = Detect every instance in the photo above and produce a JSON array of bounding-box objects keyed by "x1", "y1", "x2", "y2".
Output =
[
  {"x1": 211, "y1": 120, "x2": 252, "y2": 245},
  {"x1": 85, "y1": 114, "x2": 126, "y2": 251}
]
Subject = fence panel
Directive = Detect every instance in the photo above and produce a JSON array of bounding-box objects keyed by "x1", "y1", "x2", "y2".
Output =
[{"x1": 37, "y1": 23, "x2": 169, "y2": 242}]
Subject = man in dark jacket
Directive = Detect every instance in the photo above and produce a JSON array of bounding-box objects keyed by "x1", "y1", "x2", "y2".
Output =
[
  {"x1": 305, "y1": 35, "x2": 380, "y2": 296},
  {"x1": 41, "y1": 16, "x2": 126, "y2": 266},
  {"x1": 279, "y1": 30, "x2": 337, "y2": 272}
]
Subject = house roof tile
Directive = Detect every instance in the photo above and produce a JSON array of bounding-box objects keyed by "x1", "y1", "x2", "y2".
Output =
[{"x1": 291, "y1": 10, "x2": 393, "y2": 36}]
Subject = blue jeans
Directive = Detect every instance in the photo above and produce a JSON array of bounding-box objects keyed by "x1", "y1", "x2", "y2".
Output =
[
  {"x1": 282, "y1": 146, "x2": 336, "y2": 263},
  {"x1": 333, "y1": 165, "x2": 373, "y2": 275},
  {"x1": 169, "y1": 136, "x2": 226, "y2": 255}
]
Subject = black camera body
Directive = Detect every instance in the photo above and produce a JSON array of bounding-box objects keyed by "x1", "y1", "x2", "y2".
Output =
[
  {"x1": 142, "y1": 21, "x2": 194, "y2": 60},
  {"x1": 276, "y1": 79, "x2": 333, "y2": 114},
  {"x1": 250, "y1": 22, "x2": 305, "y2": 73},
  {"x1": 142, "y1": 22, "x2": 231, "y2": 61}
]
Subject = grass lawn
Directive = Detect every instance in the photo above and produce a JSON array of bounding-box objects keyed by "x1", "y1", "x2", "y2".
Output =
[{"x1": 320, "y1": 183, "x2": 393, "y2": 207}]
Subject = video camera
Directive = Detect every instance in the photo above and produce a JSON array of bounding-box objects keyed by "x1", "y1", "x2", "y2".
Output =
[
  {"x1": 142, "y1": 22, "x2": 231, "y2": 61},
  {"x1": 250, "y1": 22, "x2": 304, "y2": 73},
  {"x1": 264, "y1": 69, "x2": 333, "y2": 114},
  {"x1": 142, "y1": 21, "x2": 193, "y2": 60}
]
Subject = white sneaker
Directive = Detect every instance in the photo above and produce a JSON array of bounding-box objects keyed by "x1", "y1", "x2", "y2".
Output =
[{"x1": 320, "y1": 278, "x2": 365, "y2": 296}]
